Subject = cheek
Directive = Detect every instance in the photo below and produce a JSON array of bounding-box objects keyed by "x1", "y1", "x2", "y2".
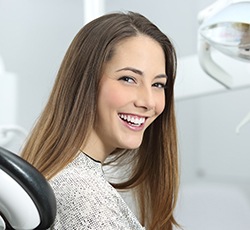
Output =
[
  {"x1": 98, "y1": 85, "x2": 130, "y2": 110},
  {"x1": 155, "y1": 93, "x2": 166, "y2": 116}
]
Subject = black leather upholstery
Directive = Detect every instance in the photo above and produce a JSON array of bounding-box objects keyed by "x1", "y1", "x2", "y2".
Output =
[{"x1": 0, "y1": 147, "x2": 56, "y2": 230}]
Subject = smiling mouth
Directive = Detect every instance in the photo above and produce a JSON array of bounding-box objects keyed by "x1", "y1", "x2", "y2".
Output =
[{"x1": 118, "y1": 113, "x2": 146, "y2": 127}]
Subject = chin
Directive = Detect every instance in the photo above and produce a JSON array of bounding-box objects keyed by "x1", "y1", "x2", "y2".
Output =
[
  {"x1": 116, "y1": 135, "x2": 144, "y2": 150},
  {"x1": 121, "y1": 141, "x2": 142, "y2": 150}
]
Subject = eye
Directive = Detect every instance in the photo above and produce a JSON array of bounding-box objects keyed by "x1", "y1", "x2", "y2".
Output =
[
  {"x1": 118, "y1": 76, "x2": 136, "y2": 84},
  {"x1": 152, "y1": 82, "x2": 167, "y2": 89}
]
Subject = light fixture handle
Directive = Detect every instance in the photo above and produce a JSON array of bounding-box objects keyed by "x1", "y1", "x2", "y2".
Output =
[{"x1": 198, "y1": 37, "x2": 233, "y2": 89}]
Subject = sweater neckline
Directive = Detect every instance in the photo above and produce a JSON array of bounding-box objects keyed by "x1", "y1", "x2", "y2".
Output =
[{"x1": 79, "y1": 150, "x2": 102, "y2": 164}]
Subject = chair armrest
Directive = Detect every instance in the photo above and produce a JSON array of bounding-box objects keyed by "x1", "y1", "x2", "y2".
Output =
[{"x1": 0, "y1": 147, "x2": 56, "y2": 230}]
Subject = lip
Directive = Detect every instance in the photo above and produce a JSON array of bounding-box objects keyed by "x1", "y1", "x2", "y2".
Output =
[{"x1": 118, "y1": 113, "x2": 148, "y2": 131}]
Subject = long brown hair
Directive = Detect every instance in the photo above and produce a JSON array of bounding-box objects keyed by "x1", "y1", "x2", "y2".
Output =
[{"x1": 21, "y1": 11, "x2": 179, "y2": 230}]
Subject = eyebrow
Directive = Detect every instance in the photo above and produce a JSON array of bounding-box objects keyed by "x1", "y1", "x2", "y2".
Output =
[{"x1": 116, "y1": 67, "x2": 168, "y2": 79}]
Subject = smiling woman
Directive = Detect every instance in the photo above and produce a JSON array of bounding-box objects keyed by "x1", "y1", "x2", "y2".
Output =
[
  {"x1": 85, "y1": 35, "x2": 167, "y2": 158},
  {"x1": 20, "y1": 11, "x2": 179, "y2": 230}
]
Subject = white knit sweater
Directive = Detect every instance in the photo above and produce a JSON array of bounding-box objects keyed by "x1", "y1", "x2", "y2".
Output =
[{"x1": 49, "y1": 153, "x2": 145, "y2": 229}]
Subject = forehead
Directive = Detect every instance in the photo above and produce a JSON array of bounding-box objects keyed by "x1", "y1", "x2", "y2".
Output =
[
  {"x1": 104, "y1": 35, "x2": 166, "y2": 73},
  {"x1": 115, "y1": 35, "x2": 163, "y2": 57}
]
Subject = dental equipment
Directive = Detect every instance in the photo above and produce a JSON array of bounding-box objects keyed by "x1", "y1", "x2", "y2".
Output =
[
  {"x1": 198, "y1": 0, "x2": 250, "y2": 89},
  {"x1": 198, "y1": 0, "x2": 250, "y2": 133},
  {"x1": 0, "y1": 147, "x2": 56, "y2": 229}
]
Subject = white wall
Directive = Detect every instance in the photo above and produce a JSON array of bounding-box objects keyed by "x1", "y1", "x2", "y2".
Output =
[
  {"x1": 176, "y1": 88, "x2": 250, "y2": 183},
  {"x1": 0, "y1": 0, "x2": 84, "y2": 131}
]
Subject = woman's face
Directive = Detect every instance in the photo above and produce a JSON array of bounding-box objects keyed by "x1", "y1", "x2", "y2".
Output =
[{"x1": 87, "y1": 35, "x2": 166, "y2": 158}]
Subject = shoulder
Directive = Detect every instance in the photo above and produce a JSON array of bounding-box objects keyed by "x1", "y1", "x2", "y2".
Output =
[
  {"x1": 49, "y1": 154, "x2": 105, "y2": 202},
  {"x1": 49, "y1": 154, "x2": 144, "y2": 229}
]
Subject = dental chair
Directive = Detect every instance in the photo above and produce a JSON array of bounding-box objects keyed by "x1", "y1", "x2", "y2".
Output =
[{"x1": 0, "y1": 147, "x2": 56, "y2": 230}]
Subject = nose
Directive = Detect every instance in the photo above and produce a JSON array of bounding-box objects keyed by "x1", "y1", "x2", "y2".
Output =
[{"x1": 134, "y1": 86, "x2": 156, "y2": 111}]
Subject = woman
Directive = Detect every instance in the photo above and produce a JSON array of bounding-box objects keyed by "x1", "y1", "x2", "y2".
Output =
[{"x1": 21, "y1": 11, "x2": 179, "y2": 229}]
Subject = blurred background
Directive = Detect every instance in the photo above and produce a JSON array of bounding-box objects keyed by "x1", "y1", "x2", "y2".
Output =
[{"x1": 0, "y1": 0, "x2": 250, "y2": 229}]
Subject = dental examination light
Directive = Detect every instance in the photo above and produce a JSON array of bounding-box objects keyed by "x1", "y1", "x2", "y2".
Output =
[
  {"x1": 198, "y1": 0, "x2": 250, "y2": 133},
  {"x1": 198, "y1": 0, "x2": 250, "y2": 89}
]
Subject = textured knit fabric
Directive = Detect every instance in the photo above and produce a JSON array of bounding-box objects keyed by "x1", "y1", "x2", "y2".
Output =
[{"x1": 49, "y1": 153, "x2": 145, "y2": 229}]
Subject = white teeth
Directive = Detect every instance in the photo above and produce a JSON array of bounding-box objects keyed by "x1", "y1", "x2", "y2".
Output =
[{"x1": 119, "y1": 114, "x2": 146, "y2": 125}]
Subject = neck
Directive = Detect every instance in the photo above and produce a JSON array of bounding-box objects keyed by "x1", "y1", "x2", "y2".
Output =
[{"x1": 80, "y1": 132, "x2": 115, "y2": 163}]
